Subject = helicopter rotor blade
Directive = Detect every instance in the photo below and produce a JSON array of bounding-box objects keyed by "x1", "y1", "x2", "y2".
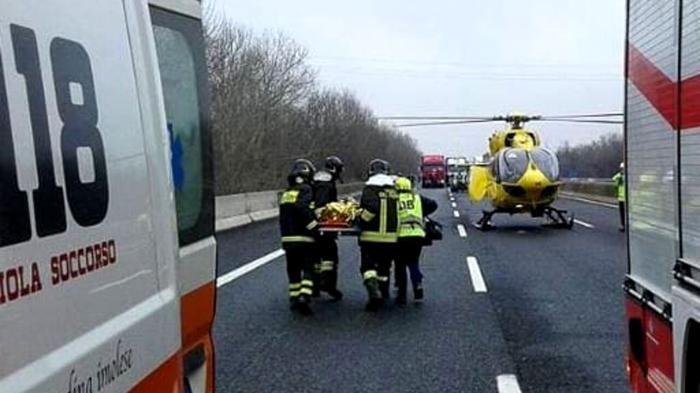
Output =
[
  {"x1": 378, "y1": 116, "x2": 493, "y2": 121},
  {"x1": 380, "y1": 113, "x2": 623, "y2": 122},
  {"x1": 540, "y1": 112, "x2": 623, "y2": 119},
  {"x1": 537, "y1": 118, "x2": 623, "y2": 124},
  {"x1": 394, "y1": 119, "x2": 500, "y2": 128},
  {"x1": 380, "y1": 112, "x2": 624, "y2": 127}
]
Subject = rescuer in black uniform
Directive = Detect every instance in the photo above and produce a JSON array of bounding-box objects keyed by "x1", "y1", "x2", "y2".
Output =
[
  {"x1": 279, "y1": 159, "x2": 319, "y2": 315},
  {"x1": 313, "y1": 156, "x2": 345, "y2": 301},
  {"x1": 359, "y1": 159, "x2": 399, "y2": 312}
]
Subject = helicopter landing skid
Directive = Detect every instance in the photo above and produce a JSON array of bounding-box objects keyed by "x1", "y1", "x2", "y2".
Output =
[
  {"x1": 542, "y1": 207, "x2": 575, "y2": 229},
  {"x1": 473, "y1": 209, "x2": 499, "y2": 231},
  {"x1": 473, "y1": 207, "x2": 575, "y2": 231}
]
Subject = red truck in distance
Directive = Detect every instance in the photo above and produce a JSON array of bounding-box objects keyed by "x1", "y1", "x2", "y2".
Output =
[{"x1": 421, "y1": 155, "x2": 446, "y2": 188}]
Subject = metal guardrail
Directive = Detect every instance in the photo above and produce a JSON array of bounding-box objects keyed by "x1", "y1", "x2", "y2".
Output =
[
  {"x1": 561, "y1": 178, "x2": 615, "y2": 199},
  {"x1": 215, "y1": 182, "x2": 364, "y2": 232},
  {"x1": 563, "y1": 178, "x2": 614, "y2": 185}
]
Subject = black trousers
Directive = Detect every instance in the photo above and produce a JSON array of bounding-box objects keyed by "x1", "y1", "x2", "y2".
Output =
[
  {"x1": 359, "y1": 242, "x2": 395, "y2": 297},
  {"x1": 618, "y1": 201, "x2": 625, "y2": 228},
  {"x1": 395, "y1": 238, "x2": 423, "y2": 296},
  {"x1": 317, "y1": 235, "x2": 339, "y2": 291},
  {"x1": 283, "y1": 243, "x2": 316, "y2": 300}
]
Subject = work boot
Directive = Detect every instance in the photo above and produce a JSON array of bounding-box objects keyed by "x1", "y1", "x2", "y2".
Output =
[
  {"x1": 326, "y1": 288, "x2": 344, "y2": 302},
  {"x1": 364, "y1": 279, "x2": 382, "y2": 312},
  {"x1": 295, "y1": 294, "x2": 313, "y2": 316},
  {"x1": 414, "y1": 283, "x2": 424, "y2": 303},
  {"x1": 312, "y1": 269, "x2": 322, "y2": 297},
  {"x1": 379, "y1": 280, "x2": 390, "y2": 300},
  {"x1": 395, "y1": 289, "x2": 407, "y2": 306},
  {"x1": 365, "y1": 297, "x2": 383, "y2": 312}
]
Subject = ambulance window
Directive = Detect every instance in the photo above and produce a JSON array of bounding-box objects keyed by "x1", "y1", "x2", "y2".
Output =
[{"x1": 151, "y1": 8, "x2": 213, "y2": 246}]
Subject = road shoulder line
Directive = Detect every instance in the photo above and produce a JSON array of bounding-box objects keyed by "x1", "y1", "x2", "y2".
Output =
[{"x1": 217, "y1": 249, "x2": 286, "y2": 287}]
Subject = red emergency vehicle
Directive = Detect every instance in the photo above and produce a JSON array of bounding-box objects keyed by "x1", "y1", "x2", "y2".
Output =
[{"x1": 625, "y1": 1, "x2": 700, "y2": 392}]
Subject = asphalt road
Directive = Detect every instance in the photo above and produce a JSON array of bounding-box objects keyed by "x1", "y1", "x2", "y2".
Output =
[{"x1": 213, "y1": 188, "x2": 629, "y2": 393}]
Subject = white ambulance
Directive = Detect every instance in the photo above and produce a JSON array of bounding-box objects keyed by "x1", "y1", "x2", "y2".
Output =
[{"x1": 0, "y1": 1, "x2": 216, "y2": 392}]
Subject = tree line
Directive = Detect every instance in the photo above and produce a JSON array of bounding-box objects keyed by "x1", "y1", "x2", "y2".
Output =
[
  {"x1": 556, "y1": 132, "x2": 623, "y2": 179},
  {"x1": 205, "y1": 15, "x2": 422, "y2": 194}
]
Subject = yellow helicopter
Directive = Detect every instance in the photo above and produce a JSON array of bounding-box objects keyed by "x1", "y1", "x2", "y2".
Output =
[
  {"x1": 380, "y1": 112, "x2": 623, "y2": 230},
  {"x1": 468, "y1": 114, "x2": 570, "y2": 230}
]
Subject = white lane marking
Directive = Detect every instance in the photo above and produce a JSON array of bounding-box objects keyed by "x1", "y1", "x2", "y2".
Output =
[
  {"x1": 453, "y1": 210, "x2": 460, "y2": 218},
  {"x1": 217, "y1": 249, "x2": 286, "y2": 287},
  {"x1": 560, "y1": 194, "x2": 617, "y2": 209},
  {"x1": 457, "y1": 224, "x2": 467, "y2": 238},
  {"x1": 466, "y1": 256, "x2": 487, "y2": 293},
  {"x1": 451, "y1": 202, "x2": 457, "y2": 208},
  {"x1": 497, "y1": 374, "x2": 523, "y2": 393},
  {"x1": 574, "y1": 219, "x2": 595, "y2": 229}
]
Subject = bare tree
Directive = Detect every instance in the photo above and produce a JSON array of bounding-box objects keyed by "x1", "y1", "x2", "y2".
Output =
[
  {"x1": 205, "y1": 13, "x2": 422, "y2": 193},
  {"x1": 557, "y1": 132, "x2": 623, "y2": 178}
]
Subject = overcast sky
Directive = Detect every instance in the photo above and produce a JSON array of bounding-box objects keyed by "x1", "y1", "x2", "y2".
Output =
[{"x1": 217, "y1": 0, "x2": 626, "y2": 158}]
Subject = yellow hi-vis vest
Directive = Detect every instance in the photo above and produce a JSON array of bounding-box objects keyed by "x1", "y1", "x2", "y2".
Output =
[
  {"x1": 613, "y1": 172, "x2": 626, "y2": 202},
  {"x1": 398, "y1": 192, "x2": 425, "y2": 238}
]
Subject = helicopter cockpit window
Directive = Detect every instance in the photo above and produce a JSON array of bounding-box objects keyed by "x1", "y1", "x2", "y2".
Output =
[
  {"x1": 528, "y1": 133, "x2": 537, "y2": 144},
  {"x1": 530, "y1": 147, "x2": 560, "y2": 181},
  {"x1": 498, "y1": 148, "x2": 529, "y2": 183}
]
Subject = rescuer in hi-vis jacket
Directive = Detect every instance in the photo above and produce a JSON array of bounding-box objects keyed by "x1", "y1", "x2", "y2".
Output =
[
  {"x1": 312, "y1": 156, "x2": 345, "y2": 301},
  {"x1": 359, "y1": 159, "x2": 399, "y2": 312},
  {"x1": 613, "y1": 162, "x2": 626, "y2": 232},
  {"x1": 394, "y1": 177, "x2": 438, "y2": 305},
  {"x1": 279, "y1": 159, "x2": 319, "y2": 315}
]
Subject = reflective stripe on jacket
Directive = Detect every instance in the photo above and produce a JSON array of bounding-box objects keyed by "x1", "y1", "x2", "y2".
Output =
[
  {"x1": 359, "y1": 184, "x2": 399, "y2": 243},
  {"x1": 398, "y1": 191, "x2": 425, "y2": 238},
  {"x1": 279, "y1": 183, "x2": 318, "y2": 244}
]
